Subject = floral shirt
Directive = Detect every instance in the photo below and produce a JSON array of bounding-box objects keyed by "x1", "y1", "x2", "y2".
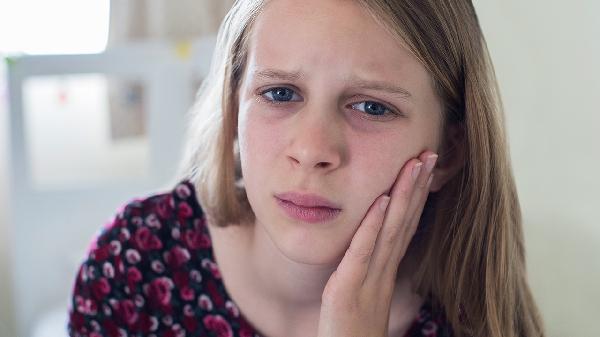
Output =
[{"x1": 68, "y1": 180, "x2": 453, "y2": 337}]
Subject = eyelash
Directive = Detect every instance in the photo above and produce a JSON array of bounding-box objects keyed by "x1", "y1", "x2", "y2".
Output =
[{"x1": 257, "y1": 86, "x2": 403, "y2": 120}]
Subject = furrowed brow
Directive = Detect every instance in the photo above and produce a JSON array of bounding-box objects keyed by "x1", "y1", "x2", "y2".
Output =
[
  {"x1": 349, "y1": 77, "x2": 413, "y2": 101},
  {"x1": 254, "y1": 68, "x2": 303, "y2": 81}
]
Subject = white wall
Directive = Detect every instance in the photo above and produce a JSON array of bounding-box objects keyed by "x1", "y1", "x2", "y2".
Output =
[{"x1": 474, "y1": 1, "x2": 600, "y2": 336}]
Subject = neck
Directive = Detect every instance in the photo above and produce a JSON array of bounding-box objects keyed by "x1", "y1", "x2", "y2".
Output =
[
  {"x1": 250, "y1": 221, "x2": 336, "y2": 307},
  {"x1": 207, "y1": 218, "x2": 424, "y2": 337},
  {"x1": 245, "y1": 219, "x2": 424, "y2": 336}
]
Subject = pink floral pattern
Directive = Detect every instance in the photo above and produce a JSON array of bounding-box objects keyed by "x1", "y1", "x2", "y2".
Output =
[{"x1": 68, "y1": 181, "x2": 452, "y2": 336}]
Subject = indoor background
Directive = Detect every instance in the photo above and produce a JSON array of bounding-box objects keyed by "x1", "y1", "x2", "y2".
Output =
[{"x1": 0, "y1": 0, "x2": 598, "y2": 336}]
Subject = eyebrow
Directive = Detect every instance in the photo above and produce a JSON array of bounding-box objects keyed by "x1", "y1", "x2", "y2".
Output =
[
  {"x1": 253, "y1": 68, "x2": 413, "y2": 101},
  {"x1": 254, "y1": 68, "x2": 303, "y2": 81},
  {"x1": 348, "y1": 76, "x2": 413, "y2": 101}
]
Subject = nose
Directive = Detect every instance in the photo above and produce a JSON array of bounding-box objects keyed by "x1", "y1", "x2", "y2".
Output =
[{"x1": 285, "y1": 106, "x2": 345, "y2": 173}]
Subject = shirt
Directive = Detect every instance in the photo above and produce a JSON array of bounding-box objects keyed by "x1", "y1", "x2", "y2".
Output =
[{"x1": 68, "y1": 180, "x2": 453, "y2": 337}]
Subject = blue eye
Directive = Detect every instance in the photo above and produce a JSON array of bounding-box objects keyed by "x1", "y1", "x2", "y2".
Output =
[
  {"x1": 351, "y1": 101, "x2": 398, "y2": 118},
  {"x1": 261, "y1": 87, "x2": 301, "y2": 102},
  {"x1": 352, "y1": 101, "x2": 386, "y2": 116}
]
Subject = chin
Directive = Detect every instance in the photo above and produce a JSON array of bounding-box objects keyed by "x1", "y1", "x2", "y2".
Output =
[{"x1": 271, "y1": 224, "x2": 350, "y2": 267}]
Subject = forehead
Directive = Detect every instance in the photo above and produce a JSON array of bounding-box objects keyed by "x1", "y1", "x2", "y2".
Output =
[{"x1": 244, "y1": 0, "x2": 431, "y2": 92}]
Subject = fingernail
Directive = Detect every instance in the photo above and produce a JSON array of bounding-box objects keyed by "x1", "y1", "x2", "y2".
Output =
[
  {"x1": 412, "y1": 162, "x2": 423, "y2": 181},
  {"x1": 379, "y1": 196, "x2": 390, "y2": 211},
  {"x1": 425, "y1": 154, "x2": 438, "y2": 173}
]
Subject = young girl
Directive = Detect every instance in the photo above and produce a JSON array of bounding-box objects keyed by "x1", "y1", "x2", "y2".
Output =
[{"x1": 68, "y1": 0, "x2": 545, "y2": 336}]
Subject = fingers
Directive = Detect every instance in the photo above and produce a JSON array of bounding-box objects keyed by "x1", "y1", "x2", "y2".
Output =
[
  {"x1": 335, "y1": 194, "x2": 390, "y2": 291},
  {"x1": 367, "y1": 151, "x2": 438, "y2": 284}
]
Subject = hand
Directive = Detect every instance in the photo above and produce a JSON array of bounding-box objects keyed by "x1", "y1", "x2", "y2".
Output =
[{"x1": 316, "y1": 151, "x2": 438, "y2": 337}]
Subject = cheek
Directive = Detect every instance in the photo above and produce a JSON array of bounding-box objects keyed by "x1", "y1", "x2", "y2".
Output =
[
  {"x1": 349, "y1": 140, "x2": 408, "y2": 198},
  {"x1": 237, "y1": 106, "x2": 284, "y2": 180}
]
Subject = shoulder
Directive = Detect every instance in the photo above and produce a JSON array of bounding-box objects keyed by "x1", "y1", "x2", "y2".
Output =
[
  {"x1": 86, "y1": 180, "x2": 206, "y2": 258},
  {"x1": 69, "y1": 181, "x2": 253, "y2": 336}
]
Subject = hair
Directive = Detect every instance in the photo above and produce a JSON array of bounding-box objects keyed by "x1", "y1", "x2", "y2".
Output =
[{"x1": 176, "y1": 1, "x2": 545, "y2": 336}]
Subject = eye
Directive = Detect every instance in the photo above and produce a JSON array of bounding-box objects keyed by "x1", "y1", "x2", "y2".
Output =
[
  {"x1": 260, "y1": 87, "x2": 302, "y2": 103},
  {"x1": 351, "y1": 100, "x2": 400, "y2": 119}
]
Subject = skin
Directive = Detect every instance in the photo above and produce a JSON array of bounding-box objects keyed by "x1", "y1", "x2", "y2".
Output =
[{"x1": 206, "y1": 0, "x2": 459, "y2": 336}]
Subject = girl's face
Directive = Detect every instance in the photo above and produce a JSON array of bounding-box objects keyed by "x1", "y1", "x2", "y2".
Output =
[{"x1": 237, "y1": 0, "x2": 444, "y2": 265}]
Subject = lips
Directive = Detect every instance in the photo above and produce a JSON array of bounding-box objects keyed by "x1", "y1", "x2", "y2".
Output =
[{"x1": 274, "y1": 192, "x2": 341, "y2": 209}]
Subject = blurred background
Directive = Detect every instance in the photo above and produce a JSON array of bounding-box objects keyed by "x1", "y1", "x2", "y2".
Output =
[{"x1": 0, "y1": 0, "x2": 597, "y2": 336}]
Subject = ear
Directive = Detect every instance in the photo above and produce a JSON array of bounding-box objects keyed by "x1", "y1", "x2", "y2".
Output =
[{"x1": 430, "y1": 122, "x2": 465, "y2": 192}]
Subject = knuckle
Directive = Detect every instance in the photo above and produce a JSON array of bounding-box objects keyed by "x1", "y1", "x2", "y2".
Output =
[
  {"x1": 347, "y1": 246, "x2": 372, "y2": 264},
  {"x1": 381, "y1": 228, "x2": 401, "y2": 246}
]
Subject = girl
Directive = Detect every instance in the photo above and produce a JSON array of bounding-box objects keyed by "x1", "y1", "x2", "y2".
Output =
[{"x1": 68, "y1": 0, "x2": 545, "y2": 336}]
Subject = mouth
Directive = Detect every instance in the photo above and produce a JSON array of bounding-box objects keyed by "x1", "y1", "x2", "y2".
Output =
[
  {"x1": 274, "y1": 192, "x2": 341, "y2": 209},
  {"x1": 274, "y1": 192, "x2": 342, "y2": 223}
]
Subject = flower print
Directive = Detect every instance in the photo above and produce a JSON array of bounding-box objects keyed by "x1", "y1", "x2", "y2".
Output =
[
  {"x1": 201, "y1": 258, "x2": 222, "y2": 279},
  {"x1": 103, "y1": 262, "x2": 115, "y2": 278},
  {"x1": 183, "y1": 315, "x2": 199, "y2": 332},
  {"x1": 164, "y1": 246, "x2": 191, "y2": 268},
  {"x1": 145, "y1": 213, "x2": 162, "y2": 229},
  {"x1": 86, "y1": 266, "x2": 97, "y2": 281},
  {"x1": 134, "y1": 294, "x2": 145, "y2": 307},
  {"x1": 173, "y1": 270, "x2": 190, "y2": 288},
  {"x1": 90, "y1": 319, "x2": 100, "y2": 331},
  {"x1": 101, "y1": 320, "x2": 119, "y2": 337},
  {"x1": 239, "y1": 328, "x2": 254, "y2": 337},
  {"x1": 81, "y1": 299, "x2": 97, "y2": 316},
  {"x1": 113, "y1": 255, "x2": 125, "y2": 274},
  {"x1": 184, "y1": 228, "x2": 211, "y2": 250},
  {"x1": 125, "y1": 249, "x2": 141, "y2": 264},
  {"x1": 146, "y1": 277, "x2": 174, "y2": 307},
  {"x1": 115, "y1": 299, "x2": 138, "y2": 326},
  {"x1": 175, "y1": 183, "x2": 192, "y2": 199},
  {"x1": 162, "y1": 315, "x2": 173, "y2": 326},
  {"x1": 205, "y1": 279, "x2": 225, "y2": 307},
  {"x1": 126, "y1": 267, "x2": 142, "y2": 284},
  {"x1": 177, "y1": 202, "x2": 193, "y2": 219},
  {"x1": 418, "y1": 308, "x2": 431, "y2": 323},
  {"x1": 225, "y1": 300, "x2": 240, "y2": 318},
  {"x1": 156, "y1": 196, "x2": 174, "y2": 219},
  {"x1": 422, "y1": 321, "x2": 438, "y2": 337},
  {"x1": 109, "y1": 240, "x2": 122, "y2": 256},
  {"x1": 180, "y1": 286, "x2": 195, "y2": 301},
  {"x1": 198, "y1": 294, "x2": 213, "y2": 311},
  {"x1": 134, "y1": 227, "x2": 163, "y2": 251},
  {"x1": 91, "y1": 245, "x2": 110, "y2": 262},
  {"x1": 131, "y1": 216, "x2": 143, "y2": 227},
  {"x1": 135, "y1": 313, "x2": 158, "y2": 333},
  {"x1": 172, "y1": 323, "x2": 186, "y2": 337},
  {"x1": 90, "y1": 332, "x2": 102, "y2": 337},
  {"x1": 80, "y1": 265, "x2": 88, "y2": 282},
  {"x1": 150, "y1": 316, "x2": 159, "y2": 331},
  {"x1": 203, "y1": 314, "x2": 233, "y2": 337},
  {"x1": 118, "y1": 228, "x2": 130, "y2": 241},
  {"x1": 183, "y1": 304, "x2": 194, "y2": 316},
  {"x1": 190, "y1": 269, "x2": 202, "y2": 283},
  {"x1": 172, "y1": 227, "x2": 181, "y2": 240},
  {"x1": 151, "y1": 260, "x2": 165, "y2": 274},
  {"x1": 91, "y1": 278, "x2": 111, "y2": 299},
  {"x1": 102, "y1": 303, "x2": 112, "y2": 316}
]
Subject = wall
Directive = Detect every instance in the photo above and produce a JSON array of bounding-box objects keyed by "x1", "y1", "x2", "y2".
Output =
[{"x1": 474, "y1": 1, "x2": 600, "y2": 336}]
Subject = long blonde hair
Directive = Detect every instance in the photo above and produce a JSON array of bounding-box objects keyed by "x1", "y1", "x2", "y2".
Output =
[{"x1": 177, "y1": 1, "x2": 545, "y2": 336}]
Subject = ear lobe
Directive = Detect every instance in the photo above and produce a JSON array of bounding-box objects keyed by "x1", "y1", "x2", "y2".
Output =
[{"x1": 430, "y1": 123, "x2": 465, "y2": 192}]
